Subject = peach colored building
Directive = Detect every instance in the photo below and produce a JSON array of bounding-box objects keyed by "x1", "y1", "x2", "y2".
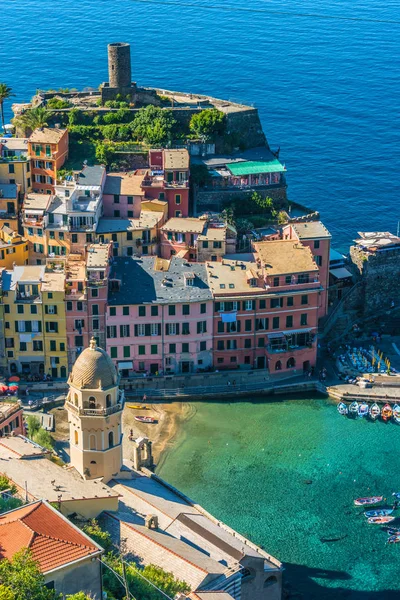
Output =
[
  {"x1": 103, "y1": 172, "x2": 144, "y2": 218},
  {"x1": 0, "y1": 402, "x2": 24, "y2": 437},
  {"x1": 28, "y1": 127, "x2": 69, "y2": 194},
  {"x1": 106, "y1": 256, "x2": 213, "y2": 376}
]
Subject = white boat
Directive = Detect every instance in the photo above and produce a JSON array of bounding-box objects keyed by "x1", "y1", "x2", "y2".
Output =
[
  {"x1": 337, "y1": 402, "x2": 348, "y2": 415},
  {"x1": 358, "y1": 402, "x2": 369, "y2": 417},
  {"x1": 369, "y1": 403, "x2": 380, "y2": 420},
  {"x1": 349, "y1": 401, "x2": 359, "y2": 416},
  {"x1": 392, "y1": 404, "x2": 400, "y2": 424}
]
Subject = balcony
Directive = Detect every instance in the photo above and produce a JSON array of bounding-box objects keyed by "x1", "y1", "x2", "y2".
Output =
[
  {"x1": 66, "y1": 401, "x2": 122, "y2": 417},
  {"x1": 0, "y1": 212, "x2": 17, "y2": 220},
  {"x1": 23, "y1": 217, "x2": 44, "y2": 227},
  {"x1": 16, "y1": 293, "x2": 41, "y2": 303},
  {"x1": 164, "y1": 179, "x2": 189, "y2": 189},
  {"x1": 87, "y1": 278, "x2": 107, "y2": 287}
]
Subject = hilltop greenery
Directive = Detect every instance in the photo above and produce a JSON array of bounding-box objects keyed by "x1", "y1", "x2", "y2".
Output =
[{"x1": 189, "y1": 107, "x2": 226, "y2": 140}]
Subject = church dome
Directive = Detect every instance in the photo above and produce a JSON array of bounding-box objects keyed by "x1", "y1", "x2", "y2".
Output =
[{"x1": 69, "y1": 338, "x2": 117, "y2": 390}]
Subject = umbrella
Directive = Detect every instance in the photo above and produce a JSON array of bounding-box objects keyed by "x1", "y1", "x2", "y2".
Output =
[
  {"x1": 8, "y1": 376, "x2": 20, "y2": 382},
  {"x1": 8, "y1": 384, "x2": 18, "y2": 390},
  {"x1": 0, "y1": 384, "x2": 8, "y2": 393}
]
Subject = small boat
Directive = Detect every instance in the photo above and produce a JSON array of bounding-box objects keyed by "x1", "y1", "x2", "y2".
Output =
[
  {"x1": 134, "y1": 415, "x2": 157, "y2": 424},
  {"x1": 358, "y1": 402, "x2": 369, "y2": 417},
  {"x1": 368, "y1": 516, "x2": 395, "y2": 524},
  {"x1": 385, "y1": 527, "x2": 400, "y2": 536},
  {"x1": 365, "y1": 508, "x2": 394, "y2": 518},
  {"x1": 337, "y1": 402, "x2": 348, "y2": 415},
  {"x1": 349, "y1": 401, "x2": 359, "y2": 416},
  {"x1": 127, "y1": 404, "x2": 149, "y2": 410},
  {"x1": 381, "y1": 404, "x2": 393, "y2": 421},
  {"x1": 369, "y1": 403, "x2": 380, "y2": 420},
  {"x1": 387, "y1": 535, "x2": 400, "y2": 544},
  {"x1": 354, "y1": 496, "x2": 383, "y2": 507},
  {"x1": 392, "y1": 492, "x2": 400, "y2": 500},
  {"x1": 392, "y1": 404, "x2": 400, "y2": 424}
]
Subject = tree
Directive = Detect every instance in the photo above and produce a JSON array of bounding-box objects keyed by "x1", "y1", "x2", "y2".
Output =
[
  {"x1": 0, "y1": 549, "x2": 55, "y2": 600},
  {"x1": 82, "y1": 520, "x2": 113, "y2": 553},
  {"x1": 0, "y1": 83, "x2": 14, "y2": 133},
  {"x1": 130, "y1": 106, "x2": 176, "y2": 146},
  {"x1": 189, "y1": 108, "x2": 225, "y2": 140},
  {"x1": 25, "y1": 415, "x2": 40, "y2": 438},
  {"x1": 65, "y1": 594, "x2": 92, "y2": 600},
  {"x1": 32, "y1": 428, "x2": 54, "y2": 450},
  {"x1": 14, "y1": 106, "x2": 50, "y2": 135},
  {"x1": 46, "y1": 98, "x2": 71, "y2": 110}
]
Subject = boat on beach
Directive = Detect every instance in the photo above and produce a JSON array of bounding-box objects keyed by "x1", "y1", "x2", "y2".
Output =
[
  {"x1": 369, "y1": 403, "x2": 380, "y2": 420},
  {"x1": 127, "y1": 404, "x2": 149, "y2": 410},
  {"x1": 365, "y1": 508, "x2": 393, "y2": 518},
  {"x1": 358, "y1": 402, "x2": 369, "y2": 417},
  {"x1": 349, "y1": 401, "x2": 359, "y2": 416},
  {"x1": 381, "y1": 404, "x2": 393, "y2": 422},
  {"x1": 354, "y1": 496, "x2": 383, "y2": 507},
  {"x1": 337, "y1": 402, "x2": 348, "y2": 415},
  {"x1": 134, "y1": 415, "x2": 157, "y2": 423},
  {"x1": 368, "y1": 516, "x2": 395, "y2": 524},
  {"x1": 392, "y1": 404, "x2": 400, "y2": 424}
]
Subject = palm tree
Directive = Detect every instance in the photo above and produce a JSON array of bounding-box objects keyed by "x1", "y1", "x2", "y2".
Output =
[
  {"x1": 13, "y1": 106, "x2": 50, "y2": 136},
  {"x1": 0, "y1": 83, "x2": 15, "y2": 133}
]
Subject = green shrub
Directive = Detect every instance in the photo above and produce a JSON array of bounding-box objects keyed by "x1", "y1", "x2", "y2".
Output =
[
  {"x1": 130, "y1": 105, "x2": 176, "y2": 145},
  {"x1": 82, "y1": 520, "x2": 113, "y2": 552},
  {"x1": 189, "y1": 108, "x2": 226, "y2": 140},
  {"x1": 0, "y1": 476, "x2": 16, "y2": 495},
  {"x1": 32, "y1": 427, "x2": 54, "y2": 450},
  {"x1": 25, "y1": 415, "x2": 40, "y2": 437},
  {"x1": 47, "y1": 97, "x2": 71, "y2": 109}
]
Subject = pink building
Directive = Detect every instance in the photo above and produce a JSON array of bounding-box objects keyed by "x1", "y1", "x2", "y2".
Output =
[
  {"x1": 282, "y1": 221, "x2": 331, "y2": 319},
  {"x1": 0, "y1": 402, "x2": 24, "y2": 437},
  {"x1": 103, "y1": 172, "x2": 144, "y2": 218},
  {"x1": 106, "y1": 256, "x2": 213, "y2": 376},
  {"x1": 160, "y1": 217, "x2": 205, "y2": 260}
]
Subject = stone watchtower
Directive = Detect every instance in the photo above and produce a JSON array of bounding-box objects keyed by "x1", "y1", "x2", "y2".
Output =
[
  {"x1": 101, "y1": 42, "x2": 137, "y2": 103},
  {"x1": 66, "y1": 338, "x2": 124, "y2": 482}
]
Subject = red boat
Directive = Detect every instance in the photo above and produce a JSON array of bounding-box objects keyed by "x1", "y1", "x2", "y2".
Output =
[
  {"x1": 134, "y1": 415, "x2": 157, "y2": 424},
  {"x1": 381, "y1": 404, "x2": 393, "y2": 421},
  {"x1": 354, "y1": 496, "x2": 383, "y2": 507}
]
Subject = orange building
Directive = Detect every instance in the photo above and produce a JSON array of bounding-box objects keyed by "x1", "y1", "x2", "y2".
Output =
[{"x1": 28, "y1": 128, "x2": 69, "y2": 194}]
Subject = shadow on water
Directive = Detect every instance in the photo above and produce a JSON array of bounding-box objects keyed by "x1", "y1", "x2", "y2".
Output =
[{"x1": 284, "y1": 563, "x2": 397, "y2": 599}]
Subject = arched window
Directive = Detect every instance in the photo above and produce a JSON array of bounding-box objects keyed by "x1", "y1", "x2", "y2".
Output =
[
  {"x1": 74, "y1": 393, "x2": 78, "y2": 406},
  {"x1": 88, "y1": 396, "x2": 96, "y2": 409},
  {"x1": 74, "y1": 430, "x2": 78, "y2": 445},
  {"x1": 287, "y1": 357, "x2": 295, "y2": 368},
  {"x1": 275, "y1": 360, "x2": 282, "y2": 371},
  {"x1": 242, "y1": 567, "x2": 256, "y2": 583},
  {"x1": 264, "y1": 576, "x2": 278, "y2": 588},
  {"x1": 108, "y1": 431, "x2": 114, "y2": 448},
  {"x1": 106, "y1": 394, "x2": 112, "y2": 408},
  {"x1": 89, "y1": 434, "x2": 97, "y2": 450}
]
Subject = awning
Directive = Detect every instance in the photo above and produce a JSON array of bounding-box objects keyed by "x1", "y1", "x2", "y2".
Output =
[
  {"x1": 330, "y1": 267, "x2": 353, "y2": 280},
  {"x1": 284, "y1": 328, "x2": 313, "y2": 335},
  {"x1": 24, "y1": 209, "x2": 44, "y2": 215},
  {"x1": 118, "y1": 361, "x2": 133, "y2": 370},
  {"x1": 227, "y1": 160, "x2": 286, "y2": 176},
  {"x1": 268, "y1": 332, "x2": 285, "y2": 340},
  {"x1": 221, "y1": 312, "x2": 237, "y2": 323}
]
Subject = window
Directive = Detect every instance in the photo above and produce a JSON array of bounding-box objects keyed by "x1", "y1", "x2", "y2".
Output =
[
  {"x1": 166, "y1": 323, "x2": 177, "y2": 336},
  {"x1": 182, "y1": 323, "x2": 190, "y2": 335},
  {"x1": 127, "y1": 211, "x2": 134, "y2": 218},
  {"x1": 244, "y1": 300, "x2": 254, "y2": 311},
  {"x1": 213, "y1": 241, "x2": 222, "y2": 249},
  {"x1": 110, "y1": 307, "x2": 116, "y2": 316},
  {"x1": 86, "y1": 233, "x2": 92, "y2": 243},
  {"x1": 138, "y1": 306, "x2": 146, "y2": 317},
  {"x1": 8, "y1": 163, "x2": 14, "y2": 174},
  {"x1": 217, "y1": 340, "x2": 224, "y2": 351},
  {"x1": 92, "y1": 288, "x2": 98, "y2": 298},
  {"x1": 286, "y1": 315, "x2": 293, "y2": 328},
  {"x1": 200, "y1": 303, "x2": 207, "y2": 314},
  {"x1": 17, "y1": 305, "x2": 24, "y2": 314},
  {"x1": 182, "y1": 343, "x2": 189, "y2": 353},
  {"x1": 175, "y1": 194, "x2": 181, "y2": 205},
  {"x1": 300, "y1": 314, "x2": 308, "y2": 326},
  {"x1": 114, "y1": 210, "x2": 120, "y2": 217},
  {"x1": 4, "y1": 305, "x2": 10, "y2": 314},
  {"x1": 135, "y1": 323, "x2": 145, "y2": 337},
  {"x1": 258, "y1": 338, "x2": 265, "y2": 348},
  {"x1": 33, "y1": 340, "x2": 43, "y2": 351},
  {"x1": 203, "y1": 241, "x2": 209, "y2": 249},
  {"x1": 77, "y1": 301, "x2": 83, "y2": 311},
  {"x1": 138, "y1": 345, "x2": 145, "y2": 355},
  {"x1": 150, "y1": 323, "x2": 159, "y2": 336},
  {"x1": 59, "y1": 232, "x2": 64, "y2": 240},
  {"x1": 19, "y1": 342, "x2": 27, "y2": 352},
  {"x1": 175, "y1": 211, "x2": 182, "y2": 218},
  {"x1": 50, "y1": 340, "x2": 56, "y2": 351},
  {"x1": 110, "y1": 347, "x2": 118, "y2": 358},
  {"x1": 314, "y1": 255, "x2": 322, "y2": 266},
  {"x1": 314, "y1": 240, "x2": 320, "y2": 249},
  {"x1": 151, "y1": 345, "x2": 157, "y2": 355},
  {"x1": 151, "y1": 306, "x2": 158, "y2": 316},
  {"x1": 113, "y1": 194, "x2": 120, "y2": 203},
  {"x1": 271, "y1": 298, "x2": 283, "y2": 309},
  {"x1": 45, "y1": 305, "x2": 57, "y2": 314},
  {"x1": 111, "y1": 233, "x2": 117, "y2": 242},
  {"x1": 169, "y1": 343, "x2": 176, "y2": 353},
  {"x1": 273, "y1": 317, "x2": 280, "y2": 329},
  {"x1": 301, "y1": 295, "x2": 308, "y2": 305},
  {"x1": 182, "y1": 304, "x2": 190, "y2": 316},
  {"x1": 75, "y1": 336, "x2": 83, "y2": 346},
  {"x1": 120, "y1": 324, "x2": 130, "y2": 337},
  {"x1": 108, "y1": 432, "x2": 114, "y2": 448},
  {"x1": 159, "y1": 192, "x2": 165, "y2": 200},
  {"x1": 123, "y1": 306, "x2": 129, "y2": 316},
  {"x1": 245, "y1": 319, "x2": 252, "y2": 331},
  {"x1": 127, "y1": 231, "x2": 133, "y2": 241},
  {"x1": 230, "y1": 356, "x2": 237, "y2": 363},
  {"x1": 93, "y1": 319, "x2": 99, "y2": 330},
  {"x1": 72, "y1": 234, "x2": 78, "y2": 243},
  {"x1": 31, "y1": 304, "x2": 37, "y2": 314},
  {"x1": 197, "y1": 321, "x2": 207, "y2": 334},
  {"x1": 45, "y1": 322, "x2": 58, "y2": 333},
  {"x1": 256, "y1": 317, "x2": 268, "y2": 330},
  {"x1": 287, "y1": 297, "x2": 294, "y2": 307},
  {"x1": 298, "y1": 274, "x2": 310, "y2": 284},
  {"x1": 273, "y1": 277, "x2": 280, "y2": 287},
  {"x1": 168, "y1": 305, "x2": 176, "y2": 316},
  {"x1": 60, "y1": 343, "x2": 65, "y2": 351},
  {"x1": 244, "y1": 338, "x2": 251, "y2": 349},
  {"x1": 123, "y1": 346, "x2": 130, "y2": 358},
  {"x1": 127, "y1": 196, "x2": 133, "y2": 204},
  {"x1": 226, "y1": 340, "x2": 237, "y2": 350},
  {"x1": 200, "y1": 341, "x2": 206, "y2": 351},
  {"x1": 259, "y1": 299, "x2": 266, "y2": 309}
]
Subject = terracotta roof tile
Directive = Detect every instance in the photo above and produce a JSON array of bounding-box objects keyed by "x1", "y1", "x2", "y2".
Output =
[{"x1": 0, "y1": 501, "x2": 100, "y2": 573}]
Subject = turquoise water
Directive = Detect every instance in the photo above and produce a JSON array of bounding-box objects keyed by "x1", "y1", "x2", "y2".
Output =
[{"x1": 158, "y1": 397, "x2": 400, "y2": 598}]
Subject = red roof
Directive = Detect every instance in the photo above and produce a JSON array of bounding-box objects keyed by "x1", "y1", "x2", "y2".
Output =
[{"x1": 0, "y1": 501, "x2": 100, "y2": 572}]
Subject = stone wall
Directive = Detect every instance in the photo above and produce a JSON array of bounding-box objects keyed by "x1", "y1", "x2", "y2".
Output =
[
  {"x1": 225, "y1": 107, "x2": 266, "y2": 148},
  {"x1": 195, "y1": 185, "x2": 288, "y2": 213}
]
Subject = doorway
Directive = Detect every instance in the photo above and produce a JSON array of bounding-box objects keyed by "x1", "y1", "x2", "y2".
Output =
[
  {"x1": 256, "y1": 356, "x2": 266, "y2": 369},
  {"x1": 181, "y1": 361, "x2": 191, "y2": 374}
]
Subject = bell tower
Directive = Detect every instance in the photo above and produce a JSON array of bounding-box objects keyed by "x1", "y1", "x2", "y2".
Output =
[{"x1": 66, "y1": 338, "x2": 124, "y2": 483}]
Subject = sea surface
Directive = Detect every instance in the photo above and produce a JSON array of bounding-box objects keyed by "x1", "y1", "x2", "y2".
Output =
[
  {"x1": 158, "y1": 397, "x2": 400, "y2": 598},
  {"x1": 2, "y1": 0, "x2": 400, "y2": 250}
]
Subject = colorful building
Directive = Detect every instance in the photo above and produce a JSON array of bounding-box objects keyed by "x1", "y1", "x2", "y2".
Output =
[
  {"x1": 0, "y1": 401, "x2": 24, "y2": 437},
  {"x1": 28, "y1": 127, "x2": 69, "y2": 194},
  {"x1": 208, "y1": 240, "x2": 320, "y2": 372},
  {"x1": 0, "y1": 226, "x2": 29, "y2": 269},
  {"x1": 0, "y1": 183, "x2": 19, "y2": 232},
  {"x1": 106, "y1": 256, "x2": 213, "y2": 376},
  {"x1": 97, "y1": 210, "x2": 164, "y2": 258},
  {"x1": 103, "y1": 172, "x2": 144, "y2": 218},
  {"x1": 142, "y1": 149, "x2": 190, "y2": 218},
  {"x1": 0, "y1": 137, "x2": 31, "y2": 194},
  {"x1": 21, "y1": 193, "x2": 50, "y2": 264}
]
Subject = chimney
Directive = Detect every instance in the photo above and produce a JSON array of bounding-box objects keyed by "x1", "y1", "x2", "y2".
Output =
[{"x1": 145, "y1": 514, "x2": 158, "y2": 530}]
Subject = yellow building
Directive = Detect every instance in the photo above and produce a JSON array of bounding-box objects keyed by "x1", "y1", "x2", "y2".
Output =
[
  {"x1": 96, "y1": 210, "x2": 164, "y2": 257},
  {"x1": 0, "y1": 183, "x2": 20, "y2": 233},
  {"x1": 0, "y1": 138, "x2": 32, "y2": 194},
  {"x1": 21, "y1": 193, "x2": 50, "y2": 264},
  {"x1": 1, "y1": 263, "x2": 68, "y2": 378},
  {"x1": 0, "y1": 226, "x2": 29, "y2": 269}
]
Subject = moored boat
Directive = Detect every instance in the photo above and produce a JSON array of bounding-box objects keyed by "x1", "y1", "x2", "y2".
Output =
[
  {"x1": 381, "y1": 403, "x2": 393, "y2": 421},
  {"x1": 349, "y1": 401, "x2": 359, "y2": 416},
  {"x1": 392, "y1": 404, "x2": 400, "y2": 424},
  {"x1": 358, "y1": 402, "x2": 369, "y2": 417},
  {"x1": 134, "y1": 415, "x2": 157, "y2": 423},
  {"x1": 387, "y1": 534, "x2": 400, "y2": 544},
  {"x1": 368, "y1": 516, "x2": 395, "y2": 524},
  {"x1": 392, "y1": 492, "x2": 400, "y2": 500},
  {"x1": 385, "y1": 527, "x2": 400, "y2": 536},
  {"x1": 369, "y1": 403, "x2": 380, "y2": 420},
  {"x1": 127, "y1": 404, "x2": 149, "y2": 410},
  {"x1": 337, "y1": 402, "x2": 348, "y2": 416},
  {"x1": 354, "y1": 496, "x2": 383, "y2": 507},
  {"x1": 364, "y1": 508, "x2": 393, "y2": 518}
]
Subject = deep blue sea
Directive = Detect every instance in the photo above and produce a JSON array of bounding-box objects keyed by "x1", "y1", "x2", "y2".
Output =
[{"x1": 2, "y1": 0, "x2": 400, "y2": 250}]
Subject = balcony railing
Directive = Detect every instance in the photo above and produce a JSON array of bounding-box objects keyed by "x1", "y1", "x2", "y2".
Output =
[
  {"x1": 16, "y1": 293, "x2": 41, "y2": 303},
  {"x1": 23, "y1": 217, "x2": 44, "y2": 226},
  {"x1": 66, "y1": 401, "x2": 122, "y2": 417}
]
